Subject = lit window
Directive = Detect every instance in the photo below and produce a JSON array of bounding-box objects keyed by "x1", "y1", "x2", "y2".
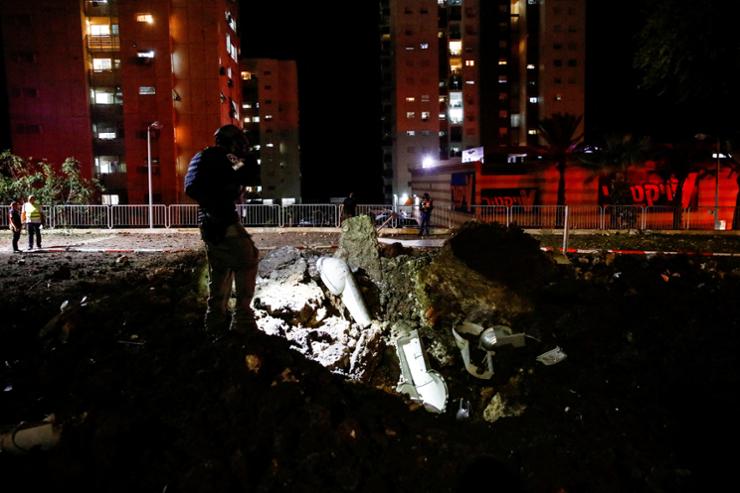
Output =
[
  {"x1": 555, "y1": 94, "x2": 563, "y2": 101},
  {"x1": 98, "y1": 131, "x2": 116, "y2": 139},
  {"x1": 139, "y1": 86, "x2": 156, "y2": 95},
  {"x1": 439, "y1": 113, "x2": 446, "y2": 120},
  {"x1": 244, "y1": 117, "x2": 251, "y2": 123},
  {"x1": 528, "y1": 129, "x2": 539, "y2": 135},
  {"x1": 92, "y1": 58, "x2": 112, "y2": 72},
  {"x1": 253, "y1": 116, "x2": 260, "y2": 122},
  {"x1": 497, "y1": 60, "x2": 507, "y2": 66},
  {"x1": 421, "y1": 111, "x2": 430, "y2": 121},
  {"x1": 420, "y1": 42, "x2": 429, "y2": 49},
  {"x1": 95, "y1": 156, "x2": 121, "y2": 175},
  {"x1": 449, "y1": 108, "x2": 463, "y2": 124},
  {"x1": 405, "y1": 45, "x2": 415, "y2": 51},
  {"x1": 465, "y1": 60, "x2": 476, "y2": 67},
  {"x1": 241, "y1": 71, "x2": 252, "y2": 80},
  {"x1": 136, "y1": 14, "x2": 154, "y2": 24},
  {"x1": 90, "y1": 24, "x2": 110, "y2": 36},
  {"x1": 527, "y1": 63, "x2": 535, "y2": 70},
  {"x1": 406, "y1": 112, "x2": 415, "y2": 119},
  {"x1": 498, "y1": 75, "x2": 508, "y2": 84},
  {"x1": 405, "y1": 96, "x2": 415, "y2": 102},
  {"x1": 449, "y1": 41, "x2": 462, "y2": 56},
  {"x1": 406, "y1": 130, "x2": 416, "y2": 136},
  {"x1": 264, "y1": 115, "x2": 273, "y2": 120},
  {"x1": 225, "y1": 11, "x2": 237, "y2": 31},
  {"x1": 102, "y1": 194, "x2": 120, "y2": 205},
  {"x1": 529, "y1": 97, "x2": 538, "y2": 103},
  {"x1": 266, "y1": 143, "x2": 274, "y2": 148},
  {"x1": 465, "y1": 80, "x2": 475, "y2": 85},
  {"x1": 137, "y1": 50, "x2": 155, "y2": 58},
  {"x1": 511, "y1": 114, "x2": 521, "y2": 127},
  {"x1": 92, "y1": 88, "x2": 115, "y2": 105}
]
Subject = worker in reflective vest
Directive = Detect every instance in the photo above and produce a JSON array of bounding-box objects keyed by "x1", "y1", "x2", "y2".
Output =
[{"x1": 22, "y1": 194, "x2": 43, "y2": 250}]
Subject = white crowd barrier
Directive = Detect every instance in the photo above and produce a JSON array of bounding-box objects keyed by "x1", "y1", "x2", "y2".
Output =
[{"x1": 0, "y1": 204, "x2": 737, "y2": 231}]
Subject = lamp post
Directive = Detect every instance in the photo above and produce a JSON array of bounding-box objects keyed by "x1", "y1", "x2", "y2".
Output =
[
  {"x1": 146, "y1": 121, "x2": 163, "y2": 229},
  {"x1": 714, "y1": 137, "x2": 721, "y2": 230}
]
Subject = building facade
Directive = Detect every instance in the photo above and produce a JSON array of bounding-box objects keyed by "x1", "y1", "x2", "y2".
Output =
[
  {"x1": 240, "y1": 59, "x2": 301, "y2": 203},
  {"x1": 380, "y1": 0, "x2": 585, "y2": 203},
  {"x1": 1, "y1": 0, "x2": 242, "y2": 204}
]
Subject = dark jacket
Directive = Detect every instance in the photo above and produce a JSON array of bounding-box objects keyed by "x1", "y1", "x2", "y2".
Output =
[
  {"x1": 9, "y1": 208, "x2": 21, "y2": 229},
  {"x1": 184, "y1": 146, "x2": 257, "y2": 242}
]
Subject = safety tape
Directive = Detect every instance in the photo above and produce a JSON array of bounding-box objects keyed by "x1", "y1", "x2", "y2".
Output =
[{"x1": 541, "y1": 246, "x2": 740, "y2": 257}]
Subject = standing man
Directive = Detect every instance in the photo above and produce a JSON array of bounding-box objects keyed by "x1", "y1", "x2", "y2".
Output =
[
  {"x1": 184, "y1": 124, "x2": 260, "y2": 334},
  {"x1": 8, "y1": 201, "x2": 22, "y2": 252},
  {"x1": 419, "y1": 192, "x2": 433, "y2": 236},
  {"x1": 342, "y1": 192, "x2": 357, "y2": 223},
  {"x1": 22, "y1": 194, "x2": 43, "y2": 250}
]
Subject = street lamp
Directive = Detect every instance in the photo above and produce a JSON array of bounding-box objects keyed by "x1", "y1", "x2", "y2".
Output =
[
  {"x1": 695, "y1": 133, "x2": 722, "y2": 230},
  {"x1": 146, "y1": 121, "x2": 163, "y2": 229}
]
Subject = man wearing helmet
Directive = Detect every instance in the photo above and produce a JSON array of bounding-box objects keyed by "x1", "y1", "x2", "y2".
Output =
[{"x1": 184, "y1": 124, "x2": 260, "y2": 334}]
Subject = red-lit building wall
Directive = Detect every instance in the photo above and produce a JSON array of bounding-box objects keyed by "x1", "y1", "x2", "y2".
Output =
[
  {"x1": 170, "y1": 0, "x2": 242, "y2": 204},
  {"x1": 118, "y1": 0, "x2": 176, "y2": 204},
  {"x1": 0, "y1": 2, "x2": 93, "y2": 175},
  {"x1": 474, "y1": 162, "x2": 738, "y2": 225},
  {"x1": 1, "y1": 0, "x2": 241, "y2": 205}
]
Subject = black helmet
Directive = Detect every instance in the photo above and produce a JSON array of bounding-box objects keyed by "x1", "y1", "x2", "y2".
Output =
[{"x1": 214, "y1": 124, "x2": 249, "y2": 157}]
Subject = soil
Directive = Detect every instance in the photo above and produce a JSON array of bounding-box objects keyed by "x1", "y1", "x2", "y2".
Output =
[{"x1": 1, "y1": 228, "x2": 739, "y2": 492}]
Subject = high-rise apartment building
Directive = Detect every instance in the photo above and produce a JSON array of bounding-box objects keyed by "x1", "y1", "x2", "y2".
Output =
[
  {"x1": 240, "y1": 59, "x2": 301, "y2": 202},
  {"x1": 0, "y1": 0, "x2": 242, "y2": 204},
  {"x1": 380, "y1": 0, "x2": 585, "y2": 201}
]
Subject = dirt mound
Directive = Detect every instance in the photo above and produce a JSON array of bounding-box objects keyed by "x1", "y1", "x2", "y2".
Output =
[{"x1": 448, "y1": 222, "x2": 557, "y2": 293}]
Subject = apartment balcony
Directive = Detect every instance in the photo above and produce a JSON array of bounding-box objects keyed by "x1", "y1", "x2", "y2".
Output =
[
  {"x1": 87, "y1": 35, "x2": 120, "y2": 52},
  {"x1": 93, "y1": 138, "x2": 125, "y2": 155},
  {"x1": 90, "y1": 104, "x2": 123, "y2": 120},
  {"x1": 89, "y1": 70, "x2": 121, "y2": 87},
  {"x1": 84, "y1": 0, "x2": 118, "y2": 16},
  {"x1": 98, "y1": 172, "x2": 127, "y2": 191}
]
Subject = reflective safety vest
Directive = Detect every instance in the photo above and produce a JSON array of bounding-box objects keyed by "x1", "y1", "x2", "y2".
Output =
[{"x1": 24, "y1": 202, "x2": 42, "y2": 223}]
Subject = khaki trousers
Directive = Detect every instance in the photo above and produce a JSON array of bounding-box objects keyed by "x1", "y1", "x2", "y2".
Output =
[{"x1": 203, "y1": 223, "x2": 259, "y2": 333}]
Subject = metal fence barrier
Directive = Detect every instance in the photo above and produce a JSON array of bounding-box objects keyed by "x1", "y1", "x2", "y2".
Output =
[{"x1": 1, "y1": 203, "x2": 738, "y2": 231}]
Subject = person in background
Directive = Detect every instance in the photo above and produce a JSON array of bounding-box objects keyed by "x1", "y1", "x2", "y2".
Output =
[
  {"x1": 184, "y1": 124, "x2": 260, "y2": 334},
  {"x1": 22, "y1": 194, "x2": 43, "y2": 250},
  {"x1": 419, "y1": 192, "x2": 433, "y2": 236},
  {"x1": 342, "y1": 192, "x2": 357, "y2": 223},
  {"x1": 8, "y1": 201, "x2": 22, "y2": 253}
]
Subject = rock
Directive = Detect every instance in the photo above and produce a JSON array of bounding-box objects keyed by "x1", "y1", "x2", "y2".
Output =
[
  {"x1": 335, "y1": 215, "x2": 383, "y2": 283},
  {"x1": 254, "y1": 247, "x2": 326, "y2": 326}
]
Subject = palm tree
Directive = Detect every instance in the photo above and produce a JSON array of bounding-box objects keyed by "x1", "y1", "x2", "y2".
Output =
[
  {"x1": 580, "y1": 134, "x2": 650, "y2": 204},
  {"x1": 578, "y1": 134, "x2": 650, "y2": 228},
  {"x1": 538, "y1": 113, "x2": 583, "y2": 211},
  {"x1": 651, "y1": 141, "x2": 705, "y2": 229}
]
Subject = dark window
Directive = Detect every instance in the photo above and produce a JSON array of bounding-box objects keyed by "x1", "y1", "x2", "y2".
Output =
[{"x1": 15, "y1": 124, "x2": 41, "y2": 134}]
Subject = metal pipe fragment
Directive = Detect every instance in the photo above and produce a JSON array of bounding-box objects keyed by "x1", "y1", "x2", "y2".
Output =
[{"x1": 0, "y1": 422, "x2": 61, "y2": 454}]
